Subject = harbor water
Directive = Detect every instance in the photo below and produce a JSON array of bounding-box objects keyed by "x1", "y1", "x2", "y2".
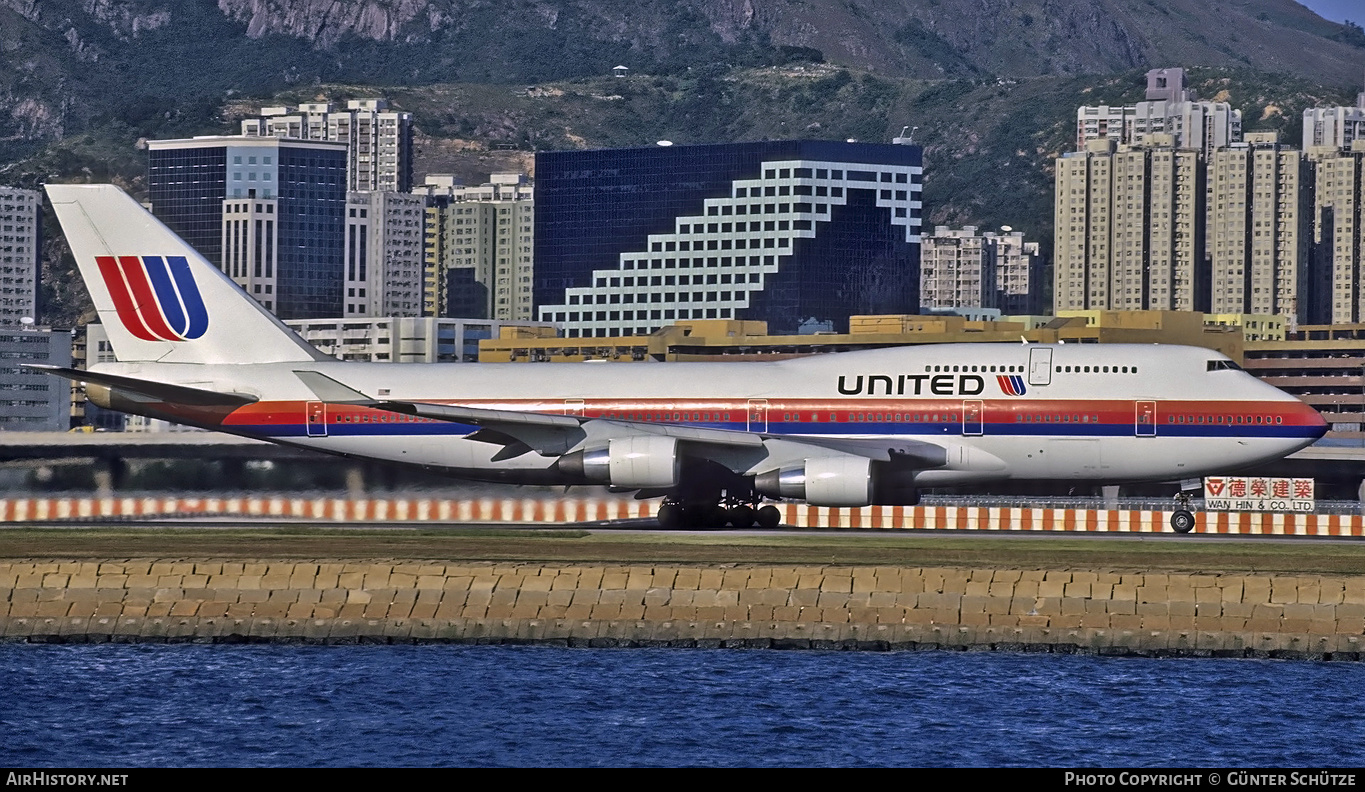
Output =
[{"x1": 3, "y1": 644, "x2": 1362, "y2": 767}]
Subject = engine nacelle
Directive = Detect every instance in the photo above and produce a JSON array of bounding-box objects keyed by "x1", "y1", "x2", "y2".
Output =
[
  {"x1": 754, "y1": 456, "x2": 871, "y2": 507},
  {"x1": 753, "y1": 456, "x2": 919, "y2": 506},
  {"x1": 557, "y1": 436, "x2": 680, "y2": 489}
]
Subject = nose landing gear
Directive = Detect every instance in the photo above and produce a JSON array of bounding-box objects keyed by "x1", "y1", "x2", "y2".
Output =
[{"x1": 1170, "y1": 491, "x2": 1196, "y2": 534}]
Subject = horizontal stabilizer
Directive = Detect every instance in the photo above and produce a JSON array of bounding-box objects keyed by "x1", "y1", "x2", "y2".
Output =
[{"x1": 27, "y1": 365, "x2": 257, "y2": 407}]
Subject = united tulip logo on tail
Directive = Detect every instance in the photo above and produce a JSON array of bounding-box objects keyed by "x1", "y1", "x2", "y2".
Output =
[
  {"x1": 96, "y1": 255, "x2": 209, "y2": 341},
  {"x1": 997, "y1": 375, "x2": 1027, "y2": 396}
]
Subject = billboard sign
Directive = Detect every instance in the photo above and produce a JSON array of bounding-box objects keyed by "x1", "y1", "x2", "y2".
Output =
[{"x1": 1203, "y1": 476, "x2": 1314, "y2": 513}]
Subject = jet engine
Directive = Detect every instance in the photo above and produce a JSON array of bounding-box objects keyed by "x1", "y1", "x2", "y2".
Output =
[
  {"x1": 753, "y1": 456, "x2": 919, "y2": 507},
  {"x1": 556, "y1": 436, "x2": 680, "y2": 489}
]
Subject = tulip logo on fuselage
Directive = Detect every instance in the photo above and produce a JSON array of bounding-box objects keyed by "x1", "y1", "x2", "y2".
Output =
[{"x1": 836, "y1": 374, "x2": 985, "y2": 397}]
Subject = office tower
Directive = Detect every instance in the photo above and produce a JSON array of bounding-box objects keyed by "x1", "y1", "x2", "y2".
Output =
[
  {"x1": 0, "y1": 327, "x2": 70, "y2": 431},
  {"x1": 343, "y1": 191, "x2": 427, "y2": 318},
  {"x1": 149, "y1": 135, "x2": 348, "y2": 319},
  {"x1": 0, "y1": 187, "x2": 40, "y2": 326},
  {"x1": 534, "y1": 140, "x2": 922, "y2": 337},
  {"x1": 241, "y1": 98, "x2": 414, "y2": 192},
  {"x1": 1054, "y1": 136, "x2": 1204, "y2": 312},
  {"x1": 416, "y1": 174, "x2": 535, "y2": 320},
  {"x1": 1207, "y1": 133, "x2": 1309, "y2": 318},
  {"x1": 1307, "y1": 141, "x2": 1365, "y2": 323}
]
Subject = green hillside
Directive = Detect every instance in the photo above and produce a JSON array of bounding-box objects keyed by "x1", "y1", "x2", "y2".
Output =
[{"x1": 2, "y1": 0, "x2": 1362, "y2": 326}]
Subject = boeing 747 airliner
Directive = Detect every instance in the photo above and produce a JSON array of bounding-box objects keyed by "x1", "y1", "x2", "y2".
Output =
[{"x1": 33, "y1": 184, "x2": 1326, "y2": 528}]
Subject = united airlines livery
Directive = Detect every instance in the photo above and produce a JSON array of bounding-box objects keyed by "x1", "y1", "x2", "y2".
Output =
[{"x1": 35, "y1": 184, "x2": 1326, "y2": 529}]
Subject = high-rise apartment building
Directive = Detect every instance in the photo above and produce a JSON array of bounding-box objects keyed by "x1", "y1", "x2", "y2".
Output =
[
  {"x1": 342, "y1": 191, "x2": 427, "y2": 318},
  {"x1": 1076, "y1": 68, "x2": 1241, "y2": 158},
  {"x1": 919, "y1": 226, "x2": 1041, "y2": 313},
  {"x1": 1307, "y1": 141, "x2": 1365, "y2": 324},
  {"x1": 1206, "y1": 133, "x2": 1309, "y2": 317},
  {"x1": 242, "y1": 98, "x2": 414, "y2": 193},
  {"x1": 1054, "y1": 136, "x2": 1204, "y2": 312},
  {"x1": 0, "y1": 187, "x2": 40, "y2": 326},
  {"x1": 1303, "y1": 90, "x2": 1365, "y2": 151},
  {"x1": 149, "y1": 135, "x2": 348, "y2": 319},
  {"x1": 992, "y1": 230, "x2": 1043, "y2": 315},
  {"x1": 920, "y1": 227, "x2": 994, "y2": 311},
  {"x1": 534, "y1": 140, "x2": 922, "y2": 337},
  {"x1": 416, "y1": 174, "x2": 535, "y2": 321}
]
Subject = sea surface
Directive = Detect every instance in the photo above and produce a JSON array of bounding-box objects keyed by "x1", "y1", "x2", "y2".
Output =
[{"x1": 2, "y1": 644, "x2": 1361, "y2": 767}]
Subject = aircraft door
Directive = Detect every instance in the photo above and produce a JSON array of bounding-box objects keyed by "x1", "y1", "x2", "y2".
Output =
[
  {"x1": 1028, "y1": 347, "x2": 1053, "y2": 386},
  {"x1": 962, "y1": 400, "x2": 983, "y2": 436},
  {"x1": 747, "y1": 399, "x2": 769, "y2": 433},
  {"x1": 1135, "y1": 400, "x2": 1156, "y2": 437},
  {"x1": 564, "y1": 399, "x2": 585, "y2": 417},
  {"x1": 306, "y1": 401, "x2": 328, "y2": 437}
]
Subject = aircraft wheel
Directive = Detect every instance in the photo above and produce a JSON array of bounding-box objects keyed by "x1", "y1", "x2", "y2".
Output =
[
  {"x1": 657, "y1": 503, "x2": 682, "y2": 530},
  {"x1": 680, "y1": 505, "x2": 721, "y2": 529},
  {"x1": 1170, "y1": 509, "x2": 1195, "y2": 534},
  {"x1": 755, "y1": 504, "x2": 782, "y2": 530},
  {"x1": 728, "y1": 505, "x2": 756, "y2": 530}
]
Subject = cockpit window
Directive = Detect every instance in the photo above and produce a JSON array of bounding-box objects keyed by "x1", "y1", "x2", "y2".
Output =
[{"x1": 1207, "y1": 360, "x2": 1241, "y2": 372}]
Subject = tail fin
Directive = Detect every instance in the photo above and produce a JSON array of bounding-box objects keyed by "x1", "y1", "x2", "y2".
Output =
[{"x1": 46, "y1": 183, "x2": 327, "y2": 365}]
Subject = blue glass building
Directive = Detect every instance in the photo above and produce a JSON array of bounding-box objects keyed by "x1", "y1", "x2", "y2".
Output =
[
  {"x1": 534, "y1": 140, "x2": 922, "y2": 336},
  {"x1": 148, "y1": 136, "x2": 348, "y2": 319}
]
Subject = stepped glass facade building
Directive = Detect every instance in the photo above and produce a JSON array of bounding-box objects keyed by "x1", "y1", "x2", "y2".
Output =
[{"x1": 534, "y1": 140, "x2": 922, "y2": 337}]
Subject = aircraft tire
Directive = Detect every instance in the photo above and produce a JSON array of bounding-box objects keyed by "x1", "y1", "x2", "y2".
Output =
[
  {"x1": 657, "y1": 503, "x2": 682, "y2": 530},
  {"x1": 756, "y1": 504, "x2": 782, "y2": 530},
  {"x1": 728, "y1": 505, "x2": 756, "y2": 530},
  {"x1": 1170, "y1": 509, "x2": 1195, "y2": 534}
]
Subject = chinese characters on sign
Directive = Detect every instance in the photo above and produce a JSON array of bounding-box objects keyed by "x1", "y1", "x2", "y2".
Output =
[{"x1": 1203, "y1": 477, "x2": 1315, "y2": 513}]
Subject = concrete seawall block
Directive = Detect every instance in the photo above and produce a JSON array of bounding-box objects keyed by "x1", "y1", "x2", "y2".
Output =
[{"x1": 10, "y1": 556, "x2": 1365, "y2": 657}]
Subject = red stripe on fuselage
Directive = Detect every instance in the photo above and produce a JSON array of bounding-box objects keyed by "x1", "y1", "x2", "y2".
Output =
[{"x1": 218, "y1": 398, "x2": 1322, "y2": 430}]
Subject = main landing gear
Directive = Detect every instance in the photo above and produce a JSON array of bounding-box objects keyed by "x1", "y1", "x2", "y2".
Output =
[{"x1": 656, "y1": 498, "x2": 782, "y2": 530}]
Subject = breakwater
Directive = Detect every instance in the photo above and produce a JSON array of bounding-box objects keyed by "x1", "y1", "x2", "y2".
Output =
[{"x1": 5, "y1": 560, "x2": 1364, "y2": 658}]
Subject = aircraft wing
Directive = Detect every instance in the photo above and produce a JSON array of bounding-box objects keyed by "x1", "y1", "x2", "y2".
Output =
[{"x1": 294, "y1": 370, "x2": 948, "y2": 466}]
